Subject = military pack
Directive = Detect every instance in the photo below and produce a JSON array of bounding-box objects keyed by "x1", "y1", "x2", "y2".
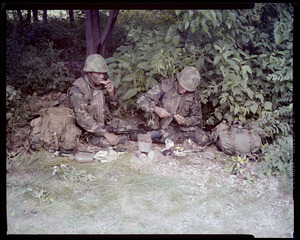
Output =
[
  {"x1": 212, "y1": 121, "x2": 266, "y2": 159},
  {"x1": 29, "y1": 107, "x2": 82, "y2": 152}
]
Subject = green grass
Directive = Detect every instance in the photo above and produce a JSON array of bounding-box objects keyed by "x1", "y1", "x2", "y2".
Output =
[{"x1": 6, "y1": 149, "x2": 294, "y2": 236}]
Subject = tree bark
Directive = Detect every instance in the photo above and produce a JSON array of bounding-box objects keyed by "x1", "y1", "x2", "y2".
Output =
[
  {"x1": 85, "y1": 10, "x2": 101, "y2": 56},
  {"x1": 26, "y1": 10, "x2": 31, "y2": 22},
  {"x1": 17, "y1": 10, "x2": 24, "y2": 26},
  {"x1": 43, "y1": 10, "x2": 47, "y2": 24},
  {"x1": 33, "y1": 10, "x2": 38, "y2": 22},
  {"x1": 99, "y1": 10, "x2": 120, "y2": 57},
  {"x1": 69, "y1": 10, "x2": 74, "y2": 27}
]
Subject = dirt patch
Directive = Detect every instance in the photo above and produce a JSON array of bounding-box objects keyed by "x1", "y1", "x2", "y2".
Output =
[{"x1": 6, "y1": 139, "x2": 294, "y2": 237}]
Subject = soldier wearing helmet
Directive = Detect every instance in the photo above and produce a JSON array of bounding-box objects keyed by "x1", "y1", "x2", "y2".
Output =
[
  {"x1": 68, "y1": 54, "x2": 138, "y2": 147},
  {"x1": 137, "y1": 66, "x2": 211, "y2": 146}
]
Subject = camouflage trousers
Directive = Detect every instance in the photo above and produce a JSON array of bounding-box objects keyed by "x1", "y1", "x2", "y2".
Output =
[
  {"x1": 159, "y1": 125, "x2": 212, "y2": 146},
  {"x1": 88, "y1": 118, "x2": 138, "y2": 147}
]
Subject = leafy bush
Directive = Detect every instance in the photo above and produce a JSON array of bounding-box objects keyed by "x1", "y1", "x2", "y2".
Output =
[
  {"x1": 8, "y1": 41, "x2": 75, "y2": 95},
  {"x1": 255, "y1": 135, "x2": 294, "y2": 188}
]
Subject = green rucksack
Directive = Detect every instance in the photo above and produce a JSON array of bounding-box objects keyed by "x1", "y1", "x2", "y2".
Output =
[
  {"x1": 29, "y1": 107, "x2": 82, "y2": 152},
  {"x1": 212, "y1": 121, "x2": 267, "y2": 159}
]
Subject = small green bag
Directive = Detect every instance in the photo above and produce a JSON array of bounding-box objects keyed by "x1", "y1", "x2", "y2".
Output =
[{"x1": 212, "y1": 121, "x2": 266, "y2": 159}]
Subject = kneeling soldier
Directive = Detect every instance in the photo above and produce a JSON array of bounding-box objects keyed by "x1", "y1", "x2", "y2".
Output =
[
  {"x1": 137, "y1": 66, "x2": 211, "y2": 146},
  {"x1": 68, "y1": 54, "x2": 138, "y2": 148}
]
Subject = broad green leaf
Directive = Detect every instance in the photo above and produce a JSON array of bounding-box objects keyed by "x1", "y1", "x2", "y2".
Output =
[
  {"x1": 165, "y1": 25, "x2": 175, "y2": 42},
  {"x1": 256, "y1": 93, "x2": 264, "y2": 103},
  {"x1": 225, "y1": 20, "x2": 232, "y2": 29},
  {"x1": 228, "y1": 11, "x2": 236, "y2": 22},
  {"x1": 234, "y1": 104, "x2": 239, "y2": 115},
  {"x1": 202, "y1": 23, "x2": 211, "y2": 38},
  {"x1": 246, "y1": 88, "x2": 254, "y2": 99},
  {"x1": 185, "y1": 20, "x2": 190, "y2": 30},
  {"x1": 215, "y1": 111, "x2": 223, "y2": 120},
  {"x1": 275, "y1": 34, "x2": 285, "y2": 45},
  {"x1": 259, "y1": 54, "x2": 268, "y2": 58},
  {"x1": 172, "y1": 35, "x2": 181, "y2": 46},
  {"x1": 209, "y1": 10, "x2": 218, "y2": 27},
  {"x1": 245, "y1": 65, "x2": 252, "y2": 75},
  {"x1": 223, "y1": 51, "x2": 233, "y2": 59},
  {"x1": 256, "y1": 68, "x2": 263, "y2": 77},
  {"x1": 214, "y1": 44, "x2": 222, "y2": 52},
  {"x1": 205, "y1": 43, "x2": 212, "y2": 51},
  {"x1": 250, "y1": 102, "x2": 258, "y2": 114},
  {"x1": 122, "y1": 74, "x2": 135, "y2": 82},
  {"x1": 190, "y1": 20, "x2": 198, "y2": 33},
  {"x1": 113, "y1": 73, "x2": 121, "y2": 88},
  {"x1": 224, "y1": 112, "x2": 233, "y2": 123},
  {"x1": 232, "y1": 87, "x2": 241, "y2": 96},
  {"x1": 212, "y1": 98, "x2": 219, "y2": 107},
  {"x1": 264, "y1": 101, "x2": 273, "y2": 110},
  {"x1": 105, "y1": 57, "x2": 116, "y2": 64},
  {"x1": 175, "y1": 10, "x2": 181, "y2": 15},
  {"x1": 121, "y1": 88, "x2": 138, "y2": 100},
  {"x1": 214, "y1": 55, "x2": 223, "y2": 65},
  {"x1": 232, "y1": 57, "x2": 242, "y2": 63},
  {"x1": 146, "y1": 77, "x2": 158, "y2": 90}
]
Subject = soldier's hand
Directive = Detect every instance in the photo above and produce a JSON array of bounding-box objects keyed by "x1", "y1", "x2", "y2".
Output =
[
  {"x1": 104, "y1": 79, "x2": 115, "y2": 95},
  {"x1": 154, "y1": 107, "x2": 171, "y2": 118},
  {"x1": 174, "y1": 114, "x2": 186, "y2": 125},
  {"x1": 104, "y1": 132, "x2": 119, "y2": 145}
]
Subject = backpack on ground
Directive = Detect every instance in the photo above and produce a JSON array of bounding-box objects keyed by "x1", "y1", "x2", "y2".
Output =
[
  {"x1": 29, "y1": 107, "x2": 82, "y2": 152},
  {"x1": 212, "y1": 120, "x2": 266, "y2": 160}
]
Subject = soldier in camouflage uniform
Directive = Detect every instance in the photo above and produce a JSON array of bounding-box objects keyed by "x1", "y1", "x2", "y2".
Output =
[
  {"x1": 137, "y1": 66, "x2": 211, "y2": 146},
  {"x1": 68, "y1": 54, "x2": 138, "y2": 147}
]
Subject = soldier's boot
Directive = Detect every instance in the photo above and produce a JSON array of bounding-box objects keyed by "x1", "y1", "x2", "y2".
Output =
[
  {"x1": 90, "y1": 134, "x2": 128, "y2": 148},
  {"x1": 186, "y1": 129, "x2": 212, "y2": 147}
]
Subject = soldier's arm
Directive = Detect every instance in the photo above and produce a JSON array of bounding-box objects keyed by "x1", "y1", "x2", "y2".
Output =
[
  {"x1": 137, "y1": 84, "x2": 163, "y2": 113},
  {"x1": 105, "y1": 90, "x2": 119, "y2": 111},
  {"x1": 184, "y1": 93, "x2": 202, "y2": 127},
  {"x1": 68, "y1": 86, "x2": 107, "y2": 136}
]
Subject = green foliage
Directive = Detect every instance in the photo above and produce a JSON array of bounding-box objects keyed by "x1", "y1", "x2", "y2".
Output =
[
  {"x1": 164, "y1": 4, "x2": 293, "y2": 130},
  {"x1": 255, "y1": 135, "x2": 293, "y2": 188},
  {"x1": 11, "y1": 41, "x2": 74, "y2": 95},
  {"x1": 225, "y1": 155, "x2": 249, "y2": 176},
  {"x1": 6, "y1": 85, "x2": 38, "y2": 124},
  {"x1": 107, "y1": 25, "x2": 189, "y2": 110},
  {"x1": 52, "y1": 163, "x2": 96, "y2": 183}
]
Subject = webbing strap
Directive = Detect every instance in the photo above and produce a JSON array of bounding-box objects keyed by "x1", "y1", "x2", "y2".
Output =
[
  {"x1": 227, "y1": 128, "x2": 235, "y2": 155},
  {"x1": 247, "y1": 129, "x2": 254, "y2": 152}
]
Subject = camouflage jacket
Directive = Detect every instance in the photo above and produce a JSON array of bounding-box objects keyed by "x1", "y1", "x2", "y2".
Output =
[
  {"x1": 68, "y1": 75, "x2": 118, "y2": 136},
  {"x1": 137, "y1": 78, "x2": 202, "y2": 130}
]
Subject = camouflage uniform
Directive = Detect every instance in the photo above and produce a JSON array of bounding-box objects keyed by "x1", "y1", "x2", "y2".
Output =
[
  {"x1": 68, "y1": 54, "x2": 138, "y2": 147},
  {"x1": 137, "y1": 67, "x2": 211, "y2": 146}
]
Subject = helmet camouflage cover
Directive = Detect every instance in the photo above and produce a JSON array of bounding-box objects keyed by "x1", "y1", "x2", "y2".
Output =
[
  {"x1": 177, "y1": 66, "x2": 201, "y2": 92},
  {"x1": 83, "y1": 54, "x2": 108, "y2": 73}
]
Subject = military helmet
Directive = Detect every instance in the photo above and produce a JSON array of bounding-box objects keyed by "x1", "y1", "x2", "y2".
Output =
[
  {"x1": 177, "y1": 67, "x2": 201, "y2": 92},
  {"x1": 83, "y1": 54, "x2": 108, "y2": 73}
]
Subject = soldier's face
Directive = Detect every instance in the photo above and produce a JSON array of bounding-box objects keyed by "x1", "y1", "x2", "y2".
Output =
[
  {"x1": 88, "y1": 72, "x2": 106, "y2": 87},
  {"x1": 178, "y1": 82, "x2": 187, "y2": 95}
]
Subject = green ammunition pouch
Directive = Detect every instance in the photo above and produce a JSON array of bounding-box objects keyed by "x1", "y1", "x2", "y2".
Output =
[
  {"x1": 29, "y1": 107, "x2": 82, "y2": 152},
  {"x1": 212, "y1": 121, "x2": 266, "y2": 160}
]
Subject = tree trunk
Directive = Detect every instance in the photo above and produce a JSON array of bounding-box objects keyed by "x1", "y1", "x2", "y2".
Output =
[
  {"x1": 26, "y1": 10, "x2": 31, "y2": 22},
  {"x1": 99, "y1": 10, "x2": 119, "y2": 57},
  {"x1": 33, "y1": 10, "x2": 38, "y2": 22},
  {"x1": 69, "y1": 10, "x2": 74, "y2": 27},
  {"x1": 43, "y1": 10, "x2": 47, "y2": 24},
  {"x1": 85, "y1": 10, "x2": 101, "y2": 56},
  {"x1": 17, "y1": 10, "x2": 24, "y2": 26}
]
